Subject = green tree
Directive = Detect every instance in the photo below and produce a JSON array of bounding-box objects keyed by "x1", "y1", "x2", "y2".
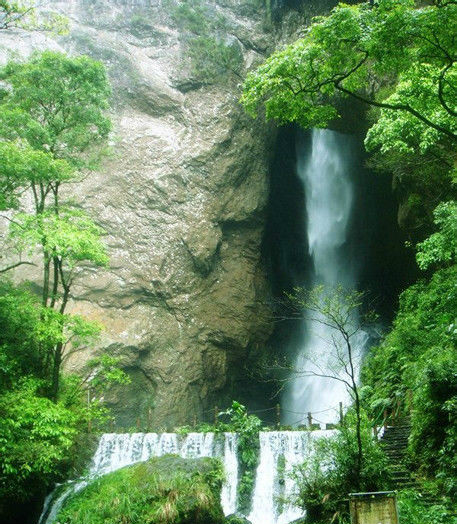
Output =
[
  {"x1": 0, "y1": 0, "x2": 68, "y2": 32},
  {"x1": 283, "y1": 285, "x2": 375, "y2": 489},
  {"x1": 0, "y1": 51, "x2": 111, "y2": 400},
  {"x1": 241, "y1": 0, "x2": 457, "y2": 152},
  {"x1": 416, "y1": 201, "x2": 457, "y2": 270},
  {"x1": 0, "y1": 378, "x2": 78, "y2": 505},
  {"x1": 291, "y1": 410, "x2": 388, "y2": 523}
]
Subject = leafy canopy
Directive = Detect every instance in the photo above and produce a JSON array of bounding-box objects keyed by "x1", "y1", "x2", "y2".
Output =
[
  {"x1": 0, "y1": 51, "x2": 111, "y2": 167},
  {"x1": 0, "y1": 141, "x2": 73, "y2": 210},
  {"x1": 9, "y1": 209, "x2": 109, "y2": 268},
  {"x1": 0, "y1": 378, "x2": 77, "y2": 501},
  {"x1": 241, "y1": 0, "x2": 457, "y2": 154},
  {"x1": 416, "y1": 201, "x2": 457, "y2": 270}
]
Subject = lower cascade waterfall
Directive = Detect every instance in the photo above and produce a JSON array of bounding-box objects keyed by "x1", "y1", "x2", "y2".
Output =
[
  {"x1": 39, "y1": 430, "x2": 333, "y2": 524},
  {"x1": 248, "y1": 431, "x2": 332, "y2": 524}
]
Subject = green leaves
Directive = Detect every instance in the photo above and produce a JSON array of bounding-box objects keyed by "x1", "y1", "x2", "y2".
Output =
[
  {"x1": 241, "y1": 0, "x2": 457, "y2": 153},
  {"x1": 9, "y1": 208, "x2": 108, "y2": 268},
  {"x1": 0, "y1": 51, "x2": 111, "y2": 166},
  {"x1": 0, "y1": 1, "x2": 69, "y2": 32},
  {"x1": 169, "y1": 0, "x2": 243, "y2": 84},
  {"x1": 416, "y1": 201, "x2": 457, "y2": 270},
  {"x1": 0, "y1": 141, "x2": 74, "y2": 210},
  {"x1": 0, "y1": 378, "x2": 77, "y2": 500},
  {"x1": 291, "y1": 409, "x2": 388, "y2": 522}
]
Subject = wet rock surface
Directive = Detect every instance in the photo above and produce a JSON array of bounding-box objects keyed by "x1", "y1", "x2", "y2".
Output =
[{"x1": 0, "y1": 0, "x2": 279, "y2": 427}]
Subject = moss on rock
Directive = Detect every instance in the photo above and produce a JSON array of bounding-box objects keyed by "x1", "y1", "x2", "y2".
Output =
[{"x1": 56, "y1": 455, "x2": 225, "y2": 524}]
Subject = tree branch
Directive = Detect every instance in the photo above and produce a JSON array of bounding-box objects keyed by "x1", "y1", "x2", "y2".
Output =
[{"x1": 0, "y1": 260, "x2": 36, "y2": 273}]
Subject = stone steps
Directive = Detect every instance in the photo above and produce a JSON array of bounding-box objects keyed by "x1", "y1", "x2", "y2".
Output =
[{"x1": 380, "y1": 422, "x2": 453, "y2": 510}]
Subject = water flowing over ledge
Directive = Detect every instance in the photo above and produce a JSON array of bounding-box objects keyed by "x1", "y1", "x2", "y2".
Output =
[{"x1": 39, "y1": 430, "x2": 334, "y2": 524}]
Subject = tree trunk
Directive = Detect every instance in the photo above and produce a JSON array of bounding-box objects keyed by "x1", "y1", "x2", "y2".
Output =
[{"x1": 50, "y1": 342, "x2": 62, "y2": 402}]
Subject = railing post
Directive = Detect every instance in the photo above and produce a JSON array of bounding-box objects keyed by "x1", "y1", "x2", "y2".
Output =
[
  {"x1": 308, "y1": 412, "x2": 313, "y2": 429},
  {"x1": 147, "y1": 408, "x2": 152, "y2": 432},
  {"x1": 384, "y1": 409, "x2": 388, "y2": 430},
  {"x1": 276, "y1": 403, "x2": 281, "y2": 428}
]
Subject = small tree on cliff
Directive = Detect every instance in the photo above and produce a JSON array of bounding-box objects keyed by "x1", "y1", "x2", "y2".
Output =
[
  {"x1": 0, "y1": 1, "x2": 68, "y2": 32},
  {"x1": 281, "y1": 285, "x2": 376, "y2": 488},
  {"x1": 0, "y1": 51, "x2": 112, "y2": 400}
]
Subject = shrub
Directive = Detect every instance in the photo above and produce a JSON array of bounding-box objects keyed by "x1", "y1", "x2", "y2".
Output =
[
  {"x1": 290, "y1": 411, "x2": 389, "y2": 523},
  {"x1": 56, "y1": 455, "x2": 225, "y2": 524},
  {"x1": 397, "y1": 490, "x2": 457, "y2": 524}
]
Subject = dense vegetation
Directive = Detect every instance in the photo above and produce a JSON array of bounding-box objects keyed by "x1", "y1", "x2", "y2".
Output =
[
  {"x1": 0, "y1": 51, "x2": 129, "y2": 523},
  {"x1": 291, "y1": 411, "x2": 388, "y2": 523},
  {"x1": 3, "y1": 0, "x2": 457, "y2": 523},
  {"x1": 55, "y1": 455, "x2": 225, "y2": 524},
  {"x1": 242, "y1": 0, "x2": 457, "y2": 520}
]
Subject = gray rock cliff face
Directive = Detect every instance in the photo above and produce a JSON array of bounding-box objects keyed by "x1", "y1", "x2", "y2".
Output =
[{"x1": 0, "y1": 0, "x2": 282, "y2": 427}]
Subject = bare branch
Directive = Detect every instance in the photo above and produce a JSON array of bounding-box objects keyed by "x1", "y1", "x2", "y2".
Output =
[{"x1": 0, "y1": 260, "x2": 36, "y2": 273}]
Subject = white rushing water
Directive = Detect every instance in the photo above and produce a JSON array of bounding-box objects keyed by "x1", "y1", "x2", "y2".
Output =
[
  {"x1": 39, "y1": 429, "x2": 333, "y2": 524},
  {"x1": 39, "y1": 431, "x2": 238, "y2": 524},
  {"x1": 282, "y1": 129, "x2": 367, "y2": 425},
  {"x1": 248, "y1": 430, "x2": 333, "y2": 524}
]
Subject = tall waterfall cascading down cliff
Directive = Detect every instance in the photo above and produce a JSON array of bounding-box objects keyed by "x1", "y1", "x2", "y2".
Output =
[{"x1": 282, "y1": 129, "x2": 368, "y2": 425}]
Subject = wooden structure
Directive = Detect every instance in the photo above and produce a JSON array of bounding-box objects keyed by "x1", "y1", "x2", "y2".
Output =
[{"x1": 349, "y1": 491, "x2": 398, "y2": 524}]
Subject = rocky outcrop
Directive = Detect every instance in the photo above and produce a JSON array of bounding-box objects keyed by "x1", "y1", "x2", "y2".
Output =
[{"x1": 0, "y1": 0, "x2": 280, "y2": 427}]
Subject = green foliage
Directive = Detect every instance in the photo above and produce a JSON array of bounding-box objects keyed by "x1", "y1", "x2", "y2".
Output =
[
  {"x1": 0, "y1": 141, "x2": 73, "y2": 210},
  {"x1": 241, "y1": 0, "x2": 457, "y2": 155},
  {"x1": 362, "y1": 264, "x2": 457, "y2": 493},
  {"x1": 9, "y1": 208, "x2": 109, "y2": 268},
  {"x1": 0, "y1": 281, "x2": 49, "y2": 387},
  {"x1": 0, "y1": 277, "x2": 130, "y2": 518},
  {"x1": 0, "y1": 378, "x2": 78, "y2": 502},
  {"x1": 169, "y1": 0, "x2": 243, "y2": 84},
  {"x1": 0, "y1": 51, "x2": 111, "y2": 167},
  {"x1": 56, "y1": 455, "x2": 225, "y2": 524},
  {"x1": 416, "y1": 201, "x2": 457, "y2": 270},
  {"x1": 291, "y1": 411, "x2": 388, "y2": 523},
  {"x1": 218, "y1": 401, "x2": 262, "y2": 513},
  {"x1": 0, "y1": 50, "x2": 112, "y2": 403},
  {"x1": 397, "y1": 490, "x2": 457, "y2": 524},
  {"x1": 174, "y1": 400, "x2": 262, "y2": 513},
  {"x1": 0, "y1": 0, "x2": 69, "y2": 33},
  {"x1": 0, "y1": 51, "x2": 128, "y2": 521},
  {"x1": 188, "y1": 36, "x2": 243, "y2": 83}
]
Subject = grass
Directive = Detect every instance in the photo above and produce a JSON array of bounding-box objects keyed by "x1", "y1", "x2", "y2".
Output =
[{"x1": 56, "y1": 455, "x2": 225, "y2": 524}]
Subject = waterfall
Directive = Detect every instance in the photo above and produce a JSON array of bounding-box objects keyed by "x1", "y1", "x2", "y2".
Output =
[
  {"x1": 39, "y1": 429, "x2": 333, "y2": 524},
  {"x1": 248, "y1": 430, "x2": 332, "y2": 524},
  {"x1": 282, "y1": 129, "x2": 367, "y2": 425},
  {"x1": 39, "y1": 432, "x2": 237, "y2": 524}
]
